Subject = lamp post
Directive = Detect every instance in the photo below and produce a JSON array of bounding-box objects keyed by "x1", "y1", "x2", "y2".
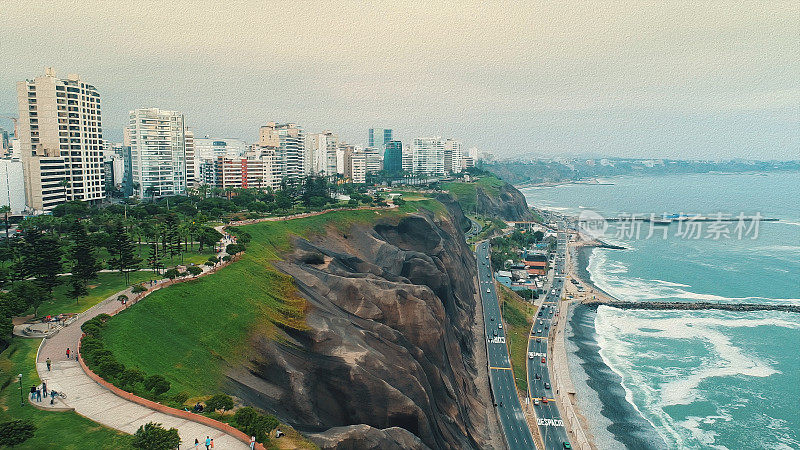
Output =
[{"x1": 18, "y1": 373, "x2": 23, "y2": 406}]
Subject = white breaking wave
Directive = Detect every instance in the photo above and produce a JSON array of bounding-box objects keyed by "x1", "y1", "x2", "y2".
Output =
[{"x1": 594, "y1": 306, "x2": 800, "y2": 448}]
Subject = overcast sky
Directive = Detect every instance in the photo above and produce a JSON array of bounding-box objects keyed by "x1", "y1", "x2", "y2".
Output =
[{"x1": 1, "y1": 1, "x2": 798, "y2": 160}]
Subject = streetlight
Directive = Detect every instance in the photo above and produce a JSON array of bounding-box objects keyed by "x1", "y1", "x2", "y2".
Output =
[{"x1": 17, "y1": 373, "x2": 23, "y2": 406}]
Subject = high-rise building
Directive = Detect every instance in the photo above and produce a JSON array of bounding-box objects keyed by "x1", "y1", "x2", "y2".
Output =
[
  {"x1": 127, "y1": 108, "x2": 187, "y2": 198},
  {"x1": 368, "y1": 128, "x2": 393, "y2": 153},
  {"x1": 305, "y1": 131, "x2": 338, "y2": 177},
  {"x1": 443, "y1": 139, "x2": 463, "y2": 174},
  {"x1": 412, "y1": 137, "x2": 445, "y2": 175},
  {"x1": 17, "y1": 68, "x2": 105, "y2": 210},
  {"x1": 0, "y1": 128, "x2": 9, "y2": 157},
  {"x1": 258, "y1": 122, "x2": 304, "y2": 184},
  {"x1": 0, "y1": 159, "x2": 26, "y2": 214},
  {"x1": 363, "y1": 146, "x2": 383, "y2": 174},
  {"x1": 212, "y1": 157, "x2": 270, "y2": 190},
  {"x1": 184, "y1": 128, "x2": 196, "y2": 186},
  {"x1": 383, "y1": 140, "x2": 403, "y2": 175},
  {"x1": 343, "y1": 146, "x2": 366, "y2": 184}
]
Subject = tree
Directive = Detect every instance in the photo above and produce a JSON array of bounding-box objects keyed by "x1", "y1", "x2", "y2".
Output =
[
  {"x1": 132, "y1": 422, "x2": 180, "y2": 450},
  {"x1": 186, "y1": 265, "x2": 202, "y2": 277},
  {"x1": 163, "y1": 268, "x2": 180, "y2": 280},
  {"x1": 147, "y1": 243, "x2": 163, "y2": 275},
  {"x1": 69, "y1": 222, "x2": 100, "y2": 304},
  {"x1": 11, "y1": 280, "x2": 48, "y2": 318},
  {"x1": 20, "y1": 229, "x2": 62, "y2": 294},
  {"x1": 144, "y1": 375, "x2": 171, "y2": 396},
  {"x1": 205, "y1": 394, "x2": 234, "y2": 412},
  {"x1": 0, "y1": 419, "x2": 36, "y2": 448},
  {"x1": 0, "y1": 205, "x2": 10, "y2": 248},
  {"x1": 109, "y1": 222, "x2": 141, "y2": 284}
]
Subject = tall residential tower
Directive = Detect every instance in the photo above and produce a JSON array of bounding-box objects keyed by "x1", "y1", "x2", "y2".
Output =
[
  {"x1": 17, "y1": 68, "x2": 105, "y2": 210},
  {"x1": 127, "y1": 108, "x2": 187, "y2": 198}
]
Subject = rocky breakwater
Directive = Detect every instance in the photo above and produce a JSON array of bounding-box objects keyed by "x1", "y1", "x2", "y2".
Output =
[
  {"x1": 476, "y1": 181, "x2": 533, "y2": 221},
  {"x1": 227, "y1": 201, "x2": 495, "y2": 450},
  {"x1": 583, "y1": 299, "x2": 800, "y2": 313}
]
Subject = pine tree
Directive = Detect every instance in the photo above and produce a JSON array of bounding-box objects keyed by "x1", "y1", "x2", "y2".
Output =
[
  {"x1": 147, "y1": 242, "x2": 163, "y2": 275},
  {"x1": 110, "y1": 222, "x2": 141, "y2": 284},
  {"x1": 69, "y1": 223, "x2": 99, "y2": 305},
  {"x1": 20, "y1": 229, "x2": 62, "y2": 294}
]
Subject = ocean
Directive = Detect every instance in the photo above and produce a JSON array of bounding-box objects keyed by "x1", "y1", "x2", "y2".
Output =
[{"x1": 520, "y1": 172, "x2": 800, "y2": 450}]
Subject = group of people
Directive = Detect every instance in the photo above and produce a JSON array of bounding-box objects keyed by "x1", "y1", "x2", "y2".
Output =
[{"x1": 29, "y1": 381, "x2": 59, "y2": 404}]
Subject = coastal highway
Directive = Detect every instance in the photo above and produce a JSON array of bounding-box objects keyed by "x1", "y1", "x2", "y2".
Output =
[
  {"x1": 527, "y1": 231, "x2": 570, "y2": 449},
  {"x1": 476, "y1": 242, "x2": 538, "y2": 450}
]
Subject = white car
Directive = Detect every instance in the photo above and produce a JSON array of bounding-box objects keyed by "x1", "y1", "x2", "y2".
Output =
[
  {"x1": 498, "y1": 324, "x2": 502, "y2": 329},
  {"x1": 528, "y1": 352, "x2": 534, "y2": 359},
  {"x1": 486, "y1": 288, "x2": 490, "y2": 293}
]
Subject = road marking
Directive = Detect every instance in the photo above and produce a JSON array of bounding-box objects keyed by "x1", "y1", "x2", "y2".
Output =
[
  {"x1": 490, "y1": 366, "x2": 512, "y2": 370},
  {"x1": 529, "y1": 335, "x2": 547, "y2": 340},
  {"x1": 536, "y1": 417, "x2": 564, "y2": 427}
]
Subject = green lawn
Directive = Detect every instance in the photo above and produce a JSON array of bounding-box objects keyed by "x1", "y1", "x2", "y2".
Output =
[
  {"x1": 498, "y1": 284, "x2": 537, "y2": 393},
  {"x1": 0, "y1": 339, "x2": 133, "y2": 449},
  {"x1": 443, "y1": 176, "x2": 506, "y2": 212},
  {"x1": 96, "y1": 245, "x2": 217, "y2": 270},
  {"x1": 36, "y1": 271, "x2": 155, "y2": 318}
]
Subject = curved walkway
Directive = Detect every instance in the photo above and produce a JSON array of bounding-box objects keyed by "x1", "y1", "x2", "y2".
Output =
[{"x1": 35, "y1": 236, "x2": 248, "y2": 449}]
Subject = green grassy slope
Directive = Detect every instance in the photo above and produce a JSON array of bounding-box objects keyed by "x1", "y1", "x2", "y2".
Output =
[
  {"x1": 101, "y1": 204, "x2": 441, "y2": 396},
  {"x1": 498, "y1": 284, "x2": 537, "y2": 393},
  {"x1": 442, "y1": 176, "x2": 506, "y2": 213}
]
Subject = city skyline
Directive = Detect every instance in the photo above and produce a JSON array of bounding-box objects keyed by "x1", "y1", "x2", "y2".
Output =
[{"x1": 1, "y1": 2, "x2": 798, "y2": 160}]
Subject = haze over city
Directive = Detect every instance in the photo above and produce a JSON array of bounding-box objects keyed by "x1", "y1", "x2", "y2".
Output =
[{"x1": 1, "y1": 1, "x2": 797, "y2": 160}]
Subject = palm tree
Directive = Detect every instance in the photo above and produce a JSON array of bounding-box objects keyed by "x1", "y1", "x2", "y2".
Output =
[{"x1": 144, "y1": 185, "x2": 157, "y2": 202}]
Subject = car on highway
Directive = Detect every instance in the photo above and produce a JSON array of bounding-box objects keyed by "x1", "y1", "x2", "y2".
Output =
[
  {"x1": 498, "y1": 323, "x2": 502, "y2": 329},
  {"x1": 533, "y1": 398, "x2": 540, "y2": 405},
  {"x1": 534, "y1": 373, "x2": 540, "y2": 380},
  {"x1": 544, "y1": 382, "x2": 550, "y2": 389},
  {"x1": 541, "y1": 356, "x2": 546, "y2": 363},
  {"x1": 541, "y1": 397, "x2": 548, "y2": 403},
  {"x1": 490, "y1": 316, "x2": 494, "y2": 321},
  {"x1": 528, "y1": 352, "x2": 534, "y2": 359},
  {"x1": 493, "y1": 330, "x2": 498, "y2": 337},
  {"x1": 486, "y1": 288, "x2": 490, "y2": 293},
  {"x1": 537, "y1": 328, "x2": 541, "y2": 333},
  {"x1": 563, "y1": 442, "x2": 572, "y2": 449}
]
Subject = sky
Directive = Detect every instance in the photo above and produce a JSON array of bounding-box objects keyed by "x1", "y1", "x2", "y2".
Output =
[{"x1": 0, "y1": 1, "x2": 798, "y2": 160}]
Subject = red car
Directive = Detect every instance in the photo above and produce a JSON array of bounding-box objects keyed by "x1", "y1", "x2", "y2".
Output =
[{"x1": 541, "y1": 356, "x2": 546, "y2": 363}]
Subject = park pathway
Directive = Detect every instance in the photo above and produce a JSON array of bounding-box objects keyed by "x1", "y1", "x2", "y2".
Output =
[{"x1": 34, "y1": 235, "x2": 248, "y2": 449}]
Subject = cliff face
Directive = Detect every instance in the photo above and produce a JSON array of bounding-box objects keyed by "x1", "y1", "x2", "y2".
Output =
[
  {"x1": 227, "y1": 202, "x2": 495, "y2": 449},
  {"x1": 476, "y1": 182, "x2": 533, "y2": 221}
]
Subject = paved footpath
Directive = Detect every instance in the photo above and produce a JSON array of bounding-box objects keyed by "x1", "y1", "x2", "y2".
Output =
[{"x1": 35, "y1": 238, "x2": 248, "y2": 449}]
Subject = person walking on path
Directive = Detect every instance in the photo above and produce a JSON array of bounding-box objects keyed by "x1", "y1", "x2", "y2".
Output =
[
  {"x1": 194, "y1": 438, "x2": 199, "y2": 449},
  {"x1": 66, "y1": 348, "x2": 70, "y2": 358},
  {"x1": 29, "y1": 386, "x2": 35, "y2": 400},
  {"x1": 42, "y1": 381, "x2": 47, "y2": 397},
  {"x1": 205, "y1": 436, "x2": 211, "y2": 450},
  {"x1": 249, "y1": 436, "x2": 256, "y2": 449},
  {"x1": 35, "y1": 388, "x2": 41, "y2": 402},
  {"x1": 46, "y1": 357, "x2": 51, "y2": 371}
]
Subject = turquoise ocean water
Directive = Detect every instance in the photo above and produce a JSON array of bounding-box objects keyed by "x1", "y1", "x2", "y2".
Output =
[{"x1": 520, "y1": 172, "x2": 800, "y2": 449}]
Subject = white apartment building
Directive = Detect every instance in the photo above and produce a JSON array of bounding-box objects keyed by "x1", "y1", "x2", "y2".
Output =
[
  {"x1": 343, "y1": 146, "x2": 366, "y2": 184},
  {"x1": 0, "y1": 159, "x2": 26, "y2": 214},
  {"x1": 443, "y1": 139, "x2": 463, "y2": 174},
  {"x1": 401, "y1": 143, "x2": 413, "y2": 173},
  {"x1": 305, "y1": 131, "x2": 338, "y2": 177},
  {"x1": 127, "y1": 108, "x2": 187, "y2": 198},
  {"x1": 17, "y1": 68, "x2": 105, "y2": 210},
  {"x1": 412, "y1": 137, "x2": 445, "y2": 175},
  {"x1": 258, "y1": 122, "x2": 304, "y2": 184},
  {"x1": 184, "y1": 128, "x2": 196, "y2": 186},
  {"x1": 363, "y1": 146, "x2": 383, "y2": 174}
]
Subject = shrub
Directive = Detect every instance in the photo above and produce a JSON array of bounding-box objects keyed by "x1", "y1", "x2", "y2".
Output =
[
  {"x1": 163, "y1": 268, "x2": 180, "y2": 280},
  {"x1": 0, "y1": 419, "x2": 36, "y2": 448},
  {"x1": 118, "y1": 368, "x2": 146, "y2": 389},
  {"x1": 221, "y1": 255, "x2": 232, "y2": 262},
  {"x1": 205, "y1": 394, "x2": 234, "y2": 412},
  {"x1": 232, "y1": 406, "x2": 258, "y2": 429},
  {"x1": 97, "y1": 358, "x2": 125, "y2": 379},
  {"x1": 81, "y1": 322, "x2": 103, "y2": 337},
  {"x1": 226, "y1": 244, "x2": 244, "y2": 255},
  {"x1": 207, "y1": 256, "x2": 219, "y2": 264},
  {"x1": 186, "y1": 266, "x2": 202, "y2": 276},
  {"x1": 133, "y1": 422, "x2": 180, "y2": 450},
  {"x1": 86, "y1": 349, "x2": 114, "y2": 366},
  {"x1": 248, "y1": 414, "x2": 279, "y2": 443},
  {"x1": 131, "y1": 284, "x2": 147, "y2": 294},
  {"x1": 144, "y1": 375, "x2": 170, "y2": 396}
]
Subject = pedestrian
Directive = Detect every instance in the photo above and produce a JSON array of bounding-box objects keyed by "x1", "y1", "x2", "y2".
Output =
[
  {"x1": 194, "y1": 438, "x2": 199, "y2": 449},
  {"x1": 250, "y1": 435, "x2": 256, "y2": 449},
  {"x1": 29, "y1": 385, "x2": 36, "y2": 400},
  {"x1": 210, "y1": 438, "x2": 214, "y2": 448},
  {"x1": 42, "y1": 381, "x2": 47, "y2": 397},
  {"x1": 205, "y1": 436, "x2": 211, "y2": 450},
  {"x1": 35, "y1": 388, "x2": 41, "y2": 402},
  {"x1": 66, "y1": 347, "x2": 70, "y2": 358},
  {"x1": 46, "y1": 357, "x2": 52, "y2": 371}
]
